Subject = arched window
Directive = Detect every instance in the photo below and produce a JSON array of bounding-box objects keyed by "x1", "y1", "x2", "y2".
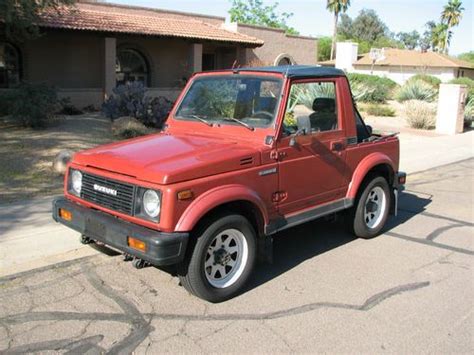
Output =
[
  {"x1": 116, "y1": 48, "x2": 149, "y2": 86},
  {"x1": 0, "y1": 43, "x2": 21, "y2": 88},
  {"x1": 274, "y1": 53, "x2": 295, "y2": 66}
]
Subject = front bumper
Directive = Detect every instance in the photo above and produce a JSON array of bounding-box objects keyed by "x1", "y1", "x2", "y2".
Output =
[{"x1": 52, "y1": 197, "x2": 188, "y2": 266}]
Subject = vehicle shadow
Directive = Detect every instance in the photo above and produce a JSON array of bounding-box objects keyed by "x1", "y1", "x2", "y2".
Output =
[
  {"x1": 149, "y1": 190, "x2": 432, "y2": 297},
  {"x1": 244, "y1": 190, "x2": 432, "y2": 293}
]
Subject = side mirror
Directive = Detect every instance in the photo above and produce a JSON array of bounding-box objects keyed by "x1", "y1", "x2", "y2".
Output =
[
  {"x1": 289, "y1": 128, "x2": 308, "y2": 147},
  {"x1": 366, "y1": 125, "x2": 373, "y2": 136}
]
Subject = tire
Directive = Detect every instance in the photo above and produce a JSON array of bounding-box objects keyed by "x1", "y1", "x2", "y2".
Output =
[
  {"x1": 178, "y1": 214, "x2": 257, "y2": 303},
  {"x1": 349, "y1": 176, "x2": 391, "y2": 239}
]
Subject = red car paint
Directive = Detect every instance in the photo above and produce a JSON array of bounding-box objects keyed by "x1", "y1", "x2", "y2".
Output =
[{"x1": 64, "y1": 69, "x2": 400, "y2": 236}]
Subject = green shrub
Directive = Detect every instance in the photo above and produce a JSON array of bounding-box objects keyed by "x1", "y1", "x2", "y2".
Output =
[
  {"x1": 396, "y1": 80, "x2": 437, "y2": 102},
  {"x1": 404, "y1": 100, "x2": 436, "y2": 129},
  {"x1": 464, "y1": 98, "x2": 474, "y2": 124},
  {"x1": 449, "y1": 77, "x2": 474, "y2": 101},
  {"x1": 407, "y1": 74, "x2": 441, "y2": 88},
  {"x1": 102, "y1": 82, "x2": 173, "y2": 128},
  {"x1": 347, "y1": 73, "x2": 398, "y2": 103},
  {"x1": 365, "y1": 104, "x2": 396, "y2": 117},
  {"x1": 118, "y1": 127, "x2": 149, "y2": 139},
  {"x1": 9, "y1": 82, "x2": 59, "y2": 128},
  {"x1": 59, "y1": 97, "x2": 83, "y2": 115}
]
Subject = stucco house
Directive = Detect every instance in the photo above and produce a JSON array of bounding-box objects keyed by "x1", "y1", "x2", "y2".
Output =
[
  {"x1": 321, "y1": 42, "x2": 474, "y2": 84},
  {"x1": 0, "y1": 1, "x2": 317, "y2": 108}
]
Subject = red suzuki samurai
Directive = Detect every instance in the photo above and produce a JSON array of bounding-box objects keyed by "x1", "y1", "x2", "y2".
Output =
[{"x1": 53, "y1": 66, "x2": 405, "y2": 302}]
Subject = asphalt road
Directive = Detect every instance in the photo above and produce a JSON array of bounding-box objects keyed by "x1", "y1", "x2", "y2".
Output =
[{"x1": 1, "y1": 159, "x2": 473, "y2": 353}]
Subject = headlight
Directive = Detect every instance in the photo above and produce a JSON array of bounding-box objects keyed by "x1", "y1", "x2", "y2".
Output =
[
  {"x1": 70, "y1": 170, "x2": 82, "y2": 196},
  {"x1": 142, "y1": 189, "x2": 161, "y2": 218}
]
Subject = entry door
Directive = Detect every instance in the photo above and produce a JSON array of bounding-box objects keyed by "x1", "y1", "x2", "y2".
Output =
[{"x1": 276, "y1": 80, "x2": 348, "y2": 215}]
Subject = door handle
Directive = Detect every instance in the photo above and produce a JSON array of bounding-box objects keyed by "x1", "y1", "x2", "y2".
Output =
[{"x1": 331, "y1": 141, "x2": 345, "y2": 152}]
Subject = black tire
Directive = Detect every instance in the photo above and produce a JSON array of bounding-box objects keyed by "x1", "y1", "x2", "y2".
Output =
[
  {"x1": 178, "y1": 214, "x2": 257, "y2": 303},
  {"x1": 349, "y1": 176, "x2": 391, "y2": 239}
]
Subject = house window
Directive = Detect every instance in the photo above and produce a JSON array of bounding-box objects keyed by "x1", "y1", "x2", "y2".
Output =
[
  {"x1": 0, "y1": 43, "x2": 21, "y2": 88},
  {"x1": 116, "y1": 48, "x2": 149, "y2": 86},
  {"x1": 274, "y1": 53, "x2": 294, "y2": 66},
  {"x1": 278, "y1": 57, "x2": 292, "y2": 65}
]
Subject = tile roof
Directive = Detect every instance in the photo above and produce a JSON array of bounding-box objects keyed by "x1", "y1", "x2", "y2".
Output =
[
  {"x1": 39, "y1": 2, "x2": 264, "y2": 46},
  {"x1": 355, "y1": 48, "x2": 474, "y2": 69}
]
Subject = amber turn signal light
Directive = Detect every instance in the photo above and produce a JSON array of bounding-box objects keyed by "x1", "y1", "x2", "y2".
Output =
[
  {"x1": 59, "y1": 208, "x2": 72, "y2": 221},
  {"x1": 128, "y1": 237, "x2": 146, "y2": 252},
  {"x1": 177, "y1": 189, "x2": 193, "y2": 200}
]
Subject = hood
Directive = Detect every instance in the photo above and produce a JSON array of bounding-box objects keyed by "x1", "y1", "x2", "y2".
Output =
[{"x1": 73, "y1": 133, "x2": 261, "y2": 184}]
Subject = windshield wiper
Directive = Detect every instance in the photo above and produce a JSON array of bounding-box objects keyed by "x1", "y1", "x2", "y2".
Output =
[
  {"x1": 184, "y1": 114, "x2": 213, "y2": 127},
  {"x1": 222, "y1": 117, "x2": 255, "y2": 131}
]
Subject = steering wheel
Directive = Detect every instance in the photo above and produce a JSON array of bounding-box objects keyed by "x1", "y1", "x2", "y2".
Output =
[{"x1": 250, "y1": 111, "x2": 274, "y2": 120}]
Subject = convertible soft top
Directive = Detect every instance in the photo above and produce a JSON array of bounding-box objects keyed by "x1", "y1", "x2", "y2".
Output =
[{"x1": 233, "y1": 65, "x2": 346, "y2": 79}]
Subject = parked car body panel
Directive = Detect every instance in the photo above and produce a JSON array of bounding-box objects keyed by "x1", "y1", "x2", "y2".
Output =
[{"x1": 60, "y1": 66, "x2": 400, "y2": 249}]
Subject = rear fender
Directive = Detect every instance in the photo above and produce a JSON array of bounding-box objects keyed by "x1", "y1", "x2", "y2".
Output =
[
  {"x1": 174, "y1": 184, "x2": 269, "y2": 232},
  {"x1": 346, "y1": 153, "x2": 396, "y2": 200}
]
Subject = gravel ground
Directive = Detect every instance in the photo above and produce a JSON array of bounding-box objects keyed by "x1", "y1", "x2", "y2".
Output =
[{"x1": 0, "y1": 114, "x2": 115, "y2": 202}]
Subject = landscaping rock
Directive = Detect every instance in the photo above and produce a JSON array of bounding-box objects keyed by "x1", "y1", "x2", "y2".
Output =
[{"x1": 52, "y1": 150, "x2": 74, "y2": 174}]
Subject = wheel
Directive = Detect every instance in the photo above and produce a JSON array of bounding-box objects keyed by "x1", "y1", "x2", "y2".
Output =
[
  {"x1": 350, "y1": 176, "x2": 391, "y2": 239},
  {"x1": 178, "y1": 214, "x2": 257, "y2": 303}
]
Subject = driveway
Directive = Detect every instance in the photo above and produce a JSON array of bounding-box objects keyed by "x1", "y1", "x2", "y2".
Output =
[{"x1": 1, "y1": 159, "x2": 472, "y2": 353}]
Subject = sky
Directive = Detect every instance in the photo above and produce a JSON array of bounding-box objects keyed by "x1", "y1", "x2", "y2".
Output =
[{"x1": 111, "y1": 0, "x2": 473, "y2": 55}]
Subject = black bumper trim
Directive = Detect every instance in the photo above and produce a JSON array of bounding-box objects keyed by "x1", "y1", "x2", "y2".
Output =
[{"x1": 52, "y1": 197, "x2": 188, "y2": 266}]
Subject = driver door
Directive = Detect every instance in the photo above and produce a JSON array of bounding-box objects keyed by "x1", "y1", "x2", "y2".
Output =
[{"x1": 276, "y1": 79, "x2": 348, "y2": 216}]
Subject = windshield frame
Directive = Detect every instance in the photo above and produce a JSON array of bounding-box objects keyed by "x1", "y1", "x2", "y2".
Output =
[{"x1": 171, "y1": 72, "x2": 284, "y2": 131}]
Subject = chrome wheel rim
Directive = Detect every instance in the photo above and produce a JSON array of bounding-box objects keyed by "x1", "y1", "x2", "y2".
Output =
[
  {"x1": 364, "y1": 186, "x2": 387, "y2": 229},
  {"x1": 204, "y1": 229, "x2": 248, "y2": 289}
]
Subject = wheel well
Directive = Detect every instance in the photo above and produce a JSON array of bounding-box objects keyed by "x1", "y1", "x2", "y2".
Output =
[
  {"x1": 193, "y1": 200, "x2": 265, "y2": 238},
  {"x1": 365, "y1": 163, "x2": 394, "y2": 186}
]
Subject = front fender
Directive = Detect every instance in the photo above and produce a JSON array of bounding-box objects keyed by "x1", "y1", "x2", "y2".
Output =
[
  {"x1": 174, "y1": 184, "x2": 269, "y2": 232},
  {"x1": 346, "y1": 152, "x2": 396, "y2": 199}
]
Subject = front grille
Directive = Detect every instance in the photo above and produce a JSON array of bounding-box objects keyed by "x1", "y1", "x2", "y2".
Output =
[{"x1": 81, "y1": 172, "x2": 135, "y2": 215}]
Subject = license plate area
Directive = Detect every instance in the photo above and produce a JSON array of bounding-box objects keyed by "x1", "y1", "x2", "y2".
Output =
[{"x1": 85, "y1": 216, "x2": 106, "y2": 237}]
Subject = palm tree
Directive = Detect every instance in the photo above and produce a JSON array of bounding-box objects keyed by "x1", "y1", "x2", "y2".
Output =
[
  {"x1": 441, "y1": 0, "x2": 464, "y2": 54},
  {"x1": 327, "y1": 0, "x2": 351, "y2": 60},
  {"x1": 433, "y1": 23, "x2": 450, "y2": 52}
]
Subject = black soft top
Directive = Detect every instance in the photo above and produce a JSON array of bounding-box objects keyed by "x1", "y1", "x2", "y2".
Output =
[{"x1": 234, "y1": 65, "x2": 346, "y2": 79}]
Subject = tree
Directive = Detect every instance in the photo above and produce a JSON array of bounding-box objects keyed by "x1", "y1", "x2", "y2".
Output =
[
  {"x1": 421, "y1": 21, "x2": 437, "y2": 51},
  {"x1": 458, "y1": 51, "x2": 474, "y2": 65},
  {"x1": 397, "y1": 30, "x2": 421, "y2": 50},
  {"x1": 420, "y1": 21, "x2": 449, "y2": 52},
  {"x1": 432, "y1": 22, "x2": 451, "y2": 52},
  {"x1": 326, "y1": 0, "x2": 351, "y2": 60},
  {"x1": 317, "y1": 36, "x2": 332, "y2": 61},
  {"x1": 228, "y1": 0, "x2": 299, "y2": 35},
  {"x1": 336, "y1": 9, "x2": 402, "y2": 54},
  {"x1": 337, "y1": 13, "x2": 353, "y2": 40},
  {"x1": 440, "y1": 0, "x2": 464, "y2": 54},
  {"x1": 350, "y1": 9, "x2": 388, "y2": 43},
  {"x1": 1, "y1": 0, "x2": 76, "y2": 43}
]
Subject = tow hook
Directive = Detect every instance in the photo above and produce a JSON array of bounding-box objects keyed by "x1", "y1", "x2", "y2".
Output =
[
  {"x1": 132, "y1": 258, "x2": 150, "y2": 269},
  {"x1": 123, "y1": 253, "x2": 133, "y2": 262},
  {"x1": 80, "y1": 234, "x2": 94, "y2": 245}
]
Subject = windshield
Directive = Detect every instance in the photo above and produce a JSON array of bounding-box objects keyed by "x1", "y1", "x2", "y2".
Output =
[{"x1": 175, "y1": 75, "x2": 283, "y2": 129}]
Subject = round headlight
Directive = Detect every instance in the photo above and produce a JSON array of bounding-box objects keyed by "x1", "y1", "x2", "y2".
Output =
[
  {"x1": 143, "y1": 190, "x2": 161, "y2": 218},
  {"x1": 71, "y1": 170, "x2": 82, "y2": 195}
]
